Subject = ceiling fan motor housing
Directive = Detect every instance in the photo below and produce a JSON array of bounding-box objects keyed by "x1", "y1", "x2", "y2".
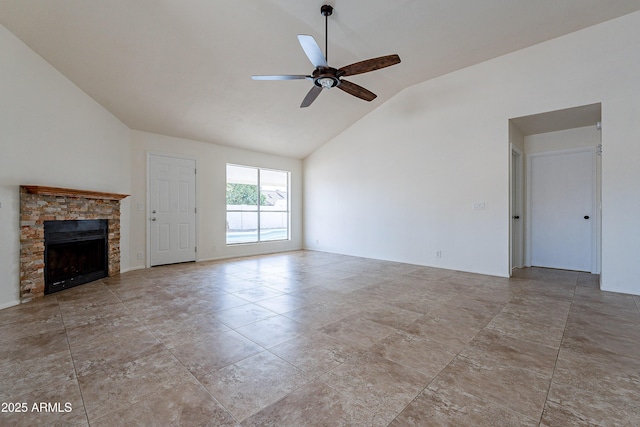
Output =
[{"x1": 313, "y1": 67, "x2": 340, "y2": 89}]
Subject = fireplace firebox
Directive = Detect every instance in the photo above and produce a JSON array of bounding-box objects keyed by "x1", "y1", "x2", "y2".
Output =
[{"x1": 44, "y1": 219, "x2": 108, "y2": 294}]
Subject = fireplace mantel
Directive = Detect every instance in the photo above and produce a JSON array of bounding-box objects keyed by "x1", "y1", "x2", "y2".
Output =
[{"x1": 22, "y1": 185, "x2": 128, "y2": 201}]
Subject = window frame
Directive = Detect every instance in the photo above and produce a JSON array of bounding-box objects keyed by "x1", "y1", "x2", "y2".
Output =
[{"x1": 225, "y1": 164, "x2": 290, "y2": 245}]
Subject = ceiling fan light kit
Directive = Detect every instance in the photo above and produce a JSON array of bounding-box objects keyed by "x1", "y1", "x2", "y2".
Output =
[{"x1": 252, "y1": 4, "x2": 401, "y2": 108}]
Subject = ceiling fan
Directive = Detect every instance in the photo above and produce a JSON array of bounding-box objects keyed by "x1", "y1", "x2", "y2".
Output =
[{"x1": 252, "y1": 4, "x2": 401, "y2": 108}]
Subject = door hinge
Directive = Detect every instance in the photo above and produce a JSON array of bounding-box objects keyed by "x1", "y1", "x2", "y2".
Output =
[
  {"x1": 194, "y1": 207, "x2": 197, "y2": 214},
  {"x1": 195, "y1": 246, "x2": 197, "y2": 253},
  {"x1": 194, "y1": 168, "x2": 197, "y2": 174}
]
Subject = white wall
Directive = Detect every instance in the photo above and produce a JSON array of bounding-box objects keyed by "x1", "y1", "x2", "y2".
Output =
[
  {"x1": 304, "y1": 12, "x2": 640, "y2": 295},
  {"x1": 509, "y1": 122, "x2": 525, "y2": 153},
  {"x1": 525, "y1": 126, "x2": 600, "y2": 154},
  {"x1": 0, "y1": 25, "x2": 131, "y2": 308},
  {"x1": 129, "y1": 131, "x2": 302, "y2": 270}
]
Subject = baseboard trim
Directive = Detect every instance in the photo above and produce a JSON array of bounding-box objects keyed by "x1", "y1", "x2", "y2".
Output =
[
  {"x1": 0, "y1": 299, "x2": 21, "y2": 310},
  {"x1": 119, "y1": 265, "x2": 146, "y2": 274}
]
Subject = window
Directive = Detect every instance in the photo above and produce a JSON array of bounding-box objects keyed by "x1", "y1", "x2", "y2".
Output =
[{"x1": 226, "y1": 164, "x2": 289, "y2": 244}]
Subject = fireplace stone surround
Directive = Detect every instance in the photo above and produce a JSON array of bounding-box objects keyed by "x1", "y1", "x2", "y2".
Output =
[{"x1": 19, "y1": 186, "x2": 128, "y2": 303}]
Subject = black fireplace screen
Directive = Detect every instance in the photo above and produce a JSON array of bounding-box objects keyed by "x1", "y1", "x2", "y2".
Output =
[{"x1": 44, "y1": 220, "x2": 108, "y2": 294}]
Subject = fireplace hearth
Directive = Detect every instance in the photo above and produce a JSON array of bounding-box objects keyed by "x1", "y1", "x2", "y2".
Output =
[{"x1": 44, "y1": 220, "x2": 108, "y2": 294}]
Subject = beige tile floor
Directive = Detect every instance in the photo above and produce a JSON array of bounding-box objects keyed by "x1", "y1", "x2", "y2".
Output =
[{"x1": 1, "y1": 250, "x2": 639, "y2": 426}]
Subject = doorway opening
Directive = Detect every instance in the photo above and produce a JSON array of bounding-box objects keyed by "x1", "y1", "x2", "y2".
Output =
[{"x1": 509, "y1": 103, "x2": 601, "y2": 275}]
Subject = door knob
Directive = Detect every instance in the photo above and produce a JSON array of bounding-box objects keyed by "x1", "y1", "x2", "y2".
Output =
[
  {"x1": 513, "y1": 215, "x2": 520, "y2": 220},
  {"x1": 151, "y1": 217, "x2": 156, "y2": 221},
  {"x1": 584, "y1": 215, "x2": 590, "y2": 219}
]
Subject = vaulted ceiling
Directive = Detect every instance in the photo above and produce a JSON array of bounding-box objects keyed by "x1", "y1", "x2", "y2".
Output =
[{"x1": 2, "y1": 0, "x2": 640, "y2": 158}]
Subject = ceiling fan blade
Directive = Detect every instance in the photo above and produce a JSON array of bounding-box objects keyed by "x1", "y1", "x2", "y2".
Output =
[
  {"x1": 337, "y1": 79, "x2": 377, "y2": 102},
  {"x1": 300, "y1": 85, "x2": 323, "y2": 108},
  {"x1": 252, "y1": 75, "x2": 310, "y2": 81},
  {"x1": 338, "y1": 54, "x2": 401, "y2": 77},
  {"x1": 297, "y1": 35, "x2": 328, "y2": 68}
]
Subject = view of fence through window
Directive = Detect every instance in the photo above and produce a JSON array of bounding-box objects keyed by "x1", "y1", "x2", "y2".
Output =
[{"x1": 226, "y1": 164, "x2": 289, "y2": 244}]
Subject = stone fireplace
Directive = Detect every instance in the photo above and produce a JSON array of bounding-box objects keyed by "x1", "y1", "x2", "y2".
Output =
[{"x1": 19, "y1": 186, "x2": 128, "y2": 302}]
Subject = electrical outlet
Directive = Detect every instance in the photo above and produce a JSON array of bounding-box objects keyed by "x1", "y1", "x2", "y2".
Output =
[
  {"x1": 473, "y1": 202, "x2": 486, "y2": 210},
  {"x1": 436, "y1": 251, "x2": 442, "y2": 258},
  {"x1": 137, "y1": 252, "x2": 144, "y2": 260}
]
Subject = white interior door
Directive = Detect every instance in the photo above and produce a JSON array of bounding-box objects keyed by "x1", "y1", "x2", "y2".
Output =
[
  {"x1": 149, "y1": 154, "x2": 196, "y2": 266},
  {"x1": 529, "y1": 149, "x2": 594, "y2": 272}
]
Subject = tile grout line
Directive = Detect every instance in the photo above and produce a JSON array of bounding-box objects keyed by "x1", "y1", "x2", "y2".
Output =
[
  {"x1": 536, "y1": 274, "x2": 579, "y2": 427},
  {"x1": 103, "y1": 279, "x2": 245, "y2": 425},
  {"x1": 235, "y1": 348, "x2": 321, "y2": 423},
  {"x1": 20, "y1": 253, "x2": 622, "y2": 425},
  {"x1": 56, "y1": 261, "x2": 379, "y2": 424},
  {"x1": 69, "y1": 281, "x2": 141, "y2": 425},
  {"x1": 233, "y1": 301, "x2": 422, "y2": 424},
  {"x1": 55, "y1": 293, "x2": 90, "y2": 427},
  {"x1": 387, "y1": 281, "x2": 521, "y2": 426}
]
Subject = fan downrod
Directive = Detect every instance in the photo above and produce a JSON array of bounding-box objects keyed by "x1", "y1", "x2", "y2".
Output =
[{"x1": 320, "y1": 5, "x2": 333, "y2": 63}]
